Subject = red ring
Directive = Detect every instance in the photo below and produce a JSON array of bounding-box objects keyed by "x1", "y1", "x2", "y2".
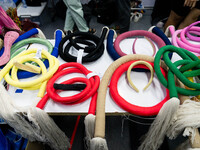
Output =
[
  {"x1": 37, "y1": 62, "x2": 100, "y2": 115},
  {"x1": 109, "y1": 60, "x2": 170, "y2": 116}
]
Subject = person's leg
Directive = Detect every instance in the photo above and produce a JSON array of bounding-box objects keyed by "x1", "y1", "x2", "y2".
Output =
[
  {"x1": 64, "y1": 0, "x2": 89, "y2": 32},
  {"x1": 63, "y1": 5, "x2": 75, "y2": 32},
  {"x1": 116, "y1": 0, "x2": 131, "y2": 34},
  {"x1": 164, "y1": 10, "x2": 184, "y2": 31},
  {"x1": 178, "y1": 8, "x2": 200, "y2": 29}
]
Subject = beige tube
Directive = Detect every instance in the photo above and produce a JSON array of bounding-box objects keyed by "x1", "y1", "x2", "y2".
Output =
[
  {"x1": 94, "y1": 54, "x2": 167, "y2": 138},
  {"x1": 13, "y1": 61, "x2": 41, "y2": 74}
]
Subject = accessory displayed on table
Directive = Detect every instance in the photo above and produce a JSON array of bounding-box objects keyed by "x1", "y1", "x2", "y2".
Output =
[
  {"x1": 126, "y1": 61, "x2": 154, "y2": 92},
  {"x1": 149, "y1": 26, "x2": 172, "y2": 46},
  {"x1": 0, "y1": 28, "x2": 46, "y2": 68},
  {"x1": 90, "y1": 54, "x2": 168, "y2": 150},
  {"x1": 165, "y1": 21, "x2": 200, "y2": 56},
  {"x1": 0, "y1": 29, "x2": 63, "y2": 80},
  {"x1": 109, "y1": 60, "x2": 169, "y2": 116},
  {"x1": 58, "y1": 27, "x2": 108, "y2": 63},
  {"x1": 0, "y1": 46, "x2": 70, "y2": 149},
  {"x1": 107, "y1": 29, "x2": 166, "y2": 61},
  {"x1": 139, "y1": 45, "x2": 200, "y2": 150},
  {"x1": 36, "y1": 62, "x2": 100, "y2": 149},
  {"x1": 0, "y1": 48, "x2": 59, "y2": 97},
  {"x1": 114, "y1": 30, "x2": 165, "y2": 57}
]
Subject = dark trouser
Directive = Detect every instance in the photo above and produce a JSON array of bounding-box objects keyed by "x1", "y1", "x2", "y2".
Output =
[{"x1": 116, "y1": 0, "x2": 131, "y2": 33}]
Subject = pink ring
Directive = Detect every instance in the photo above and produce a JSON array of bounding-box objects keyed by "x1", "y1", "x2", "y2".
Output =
[
  {"x1": 172, "y1": 29, "x2": 182, "y2": 47},
  {"x1": 169, "y1": 25, "x2": 175, "y2": 35},
  {"x1": 172, "y1": 29, "x2": 200, "y2": 56},
  {"x1": 165, "y1": 25, "x2": 176, "y2": 36},
  {"x1": 185, "y1": 21, "x2": 200, "y2": 42},
  {"x1": 181, "y1": 27, "x2": 200, "y2": 48},
  {"x1": 114, "y1": 30, "x2": 166, "y2": 57}
]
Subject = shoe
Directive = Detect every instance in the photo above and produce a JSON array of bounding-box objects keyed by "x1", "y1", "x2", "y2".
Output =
[
  {"x1": 156, "y1": 21, "x2": 164, "y2": 29},
  {"x1": 63, "y1": 30, "x2": 73, "y2": 35},
  {"x1": 130, "y1": 12, "x2": 135, "y2": 21},
  {"x1": 88, "y1": 28, "x2": 96, "y2": 34},
  {"x1": 134, "y1": 12, "x2": 143, "y2": 22}
]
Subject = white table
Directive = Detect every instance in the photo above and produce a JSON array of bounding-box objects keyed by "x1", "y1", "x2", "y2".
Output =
[{"x1": 7, "y1": 38, "x2": 181, "y2": 115}]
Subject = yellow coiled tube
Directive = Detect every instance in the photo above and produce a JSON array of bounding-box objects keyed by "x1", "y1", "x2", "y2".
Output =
[{"x1": 0, "y1": 48, "x2": 59, "y2": 97}]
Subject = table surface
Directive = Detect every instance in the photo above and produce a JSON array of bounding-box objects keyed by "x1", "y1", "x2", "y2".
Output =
[{"x1": 7, "y1": 38, "x2": 182, "y2": 115}]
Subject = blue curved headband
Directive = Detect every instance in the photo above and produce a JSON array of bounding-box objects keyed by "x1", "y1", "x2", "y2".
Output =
[
  {"x1": 151, "y1": 26, "x2": 172, "y2": 59},
  {"x1": 107, "y1": 30, "x2": 120, "y2": 61}
]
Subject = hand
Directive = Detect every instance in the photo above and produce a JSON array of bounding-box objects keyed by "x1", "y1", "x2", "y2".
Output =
[{"x1": 184, "y1": 0, "x2": 198, "y2": 8}]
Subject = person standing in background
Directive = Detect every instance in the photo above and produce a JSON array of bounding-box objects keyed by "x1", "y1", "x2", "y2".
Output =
[
  {"x1": 115, "y1": 0, "x2": 131, "y2": 34},
  {"x1": 164, "y1": 0, "x2": 200, "y2": 31},
  {"x1": 63, "y1": 0, "x2": 95, "y2": 33}
]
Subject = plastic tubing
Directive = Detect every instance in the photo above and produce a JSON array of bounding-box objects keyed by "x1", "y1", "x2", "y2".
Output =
[
  {"x1": 10, "y1": 38, "x2": 53, "y2": 59},
  {"x1": 94, "y1": 54, "x2": 168, "y2": 138},
  {"x1": 114, "y1": 30, "x2": 166, "y2": 57},
  {"x1": 171, "y1": 21, "x2": 200, "y2": 55},
  {"x1": 172, "y1": 29, "x2": 200, "y2": 54},
  {"x1": 8, "y1": 29, "x2": 63, "y2": 79},
  {"x1": 185, "y1": 21, "x2": 200, "y2": 42},
  {"x1": 58, "y1": 27, "x2": 108, "y2": 63},
  {"x1": 106, "y1": 29, "x2": 120, "y2": 60},
  {"x1": 36, "y1": 62, "x2": 100, "y2": 115},
  {"x1": 0, "y1": 28, "x2": 43, "y2": 57},
  {"x1": 154, "y1": 45, "x2": 200, "y2": 97},
  {"x1": 109, "y1": 60, "x2": 169, "y2": 116},
  {"x1": 151, "y1": 26, "x2": 172, "y2": 45},
  {"x1": 0, "y1": 48, "x2": 59, "y2": 97}
]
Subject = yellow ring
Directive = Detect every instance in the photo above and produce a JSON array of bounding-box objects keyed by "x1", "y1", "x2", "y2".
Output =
[{"x1": 0, "y1": 48, "x2": 59, "y2": 97}]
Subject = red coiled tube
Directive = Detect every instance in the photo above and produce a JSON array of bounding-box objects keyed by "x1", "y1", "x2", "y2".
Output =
[{"x1": 37, "y1": 62, "x2": 100, "y2": 115}]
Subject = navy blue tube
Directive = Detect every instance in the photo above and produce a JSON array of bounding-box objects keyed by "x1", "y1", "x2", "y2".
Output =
[
  {"x1": 151, "y1": 26, "x2": 173, "y2": 59},
  {"x1": 152, "y1": 27, "x2": 171, "y2": 45},
  {"x1": 106, "y1": 30, "x2": 121, "y2": 60},
  {"x1": 17, "y1": 30, "x2": 62, "y2": 79}
]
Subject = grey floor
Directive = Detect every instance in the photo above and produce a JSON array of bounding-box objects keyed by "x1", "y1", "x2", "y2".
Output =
[
  {"x1": 37, "y1": 6, "x2": 181, "y2": 150},
  {"x1": 39, "y1": 7, "x2": 153, "y2": 39}
]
